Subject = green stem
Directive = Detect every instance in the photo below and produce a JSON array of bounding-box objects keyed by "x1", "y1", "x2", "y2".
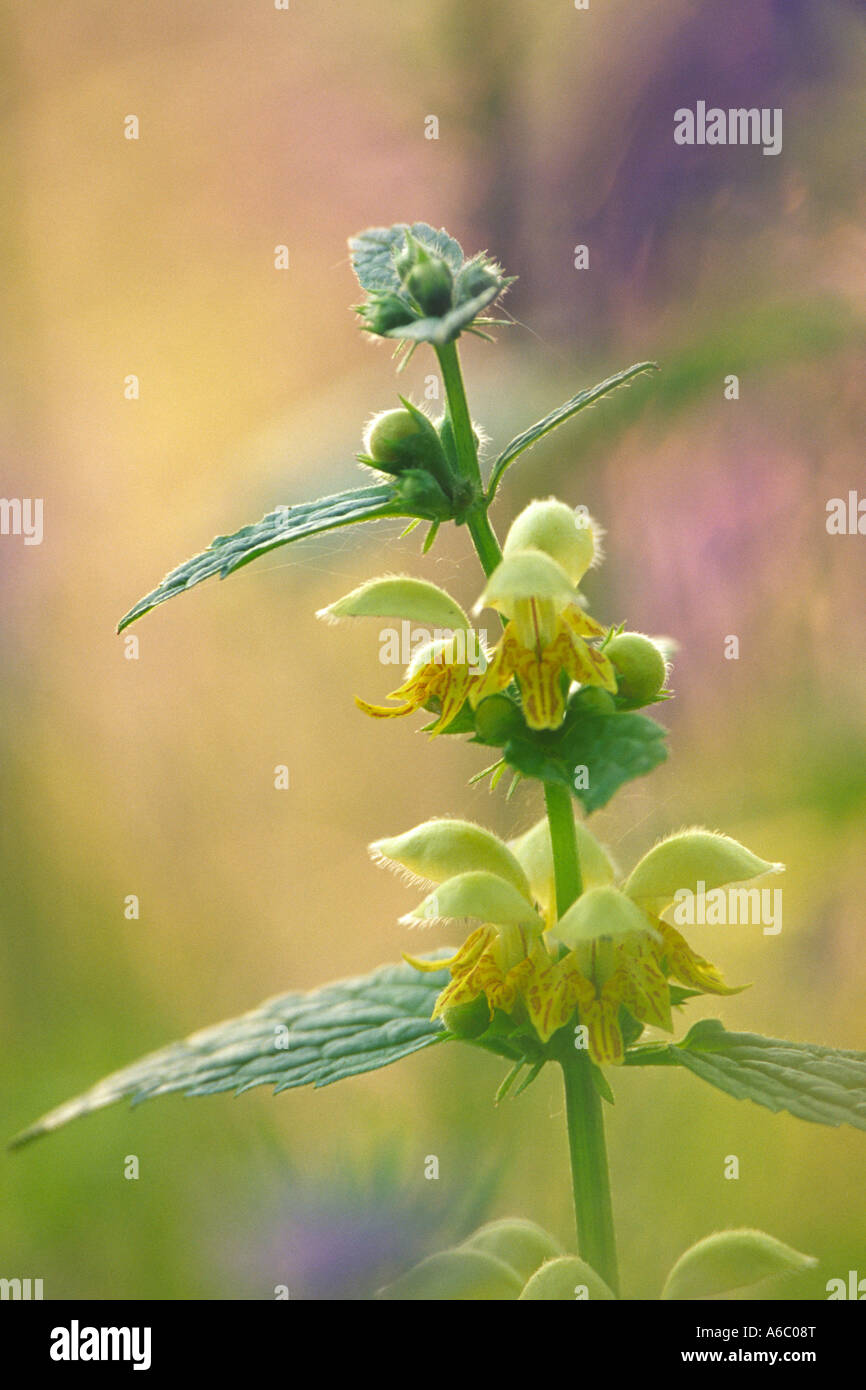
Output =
[
  {"x1": 439, "y1": 338, "x2": 618, "y2": 1292},
  {"x1": 544, "y1": 781, "x2": 583, "y2": 913},
  {"x1": 436, "y1": 340, "x2": 482, "y2": 489},
  {"x1": 436, "y1": 340, "x2": 503, "y2": 579},
  {"x1": 544, "y1": 780, "x2": 619, "y2": 1296},
  {"x1": 560, "y1": 1046, "x2": 619, "y2": 1296}
]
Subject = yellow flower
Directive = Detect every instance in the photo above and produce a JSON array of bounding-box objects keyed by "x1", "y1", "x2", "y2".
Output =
[
  {"x1": 471, "y1": 549, "x2": 616, "y2": 730},
  {"x1": 355, "y1": 635, "x2": 482, "y2": 734},
  {"x1": 317, "y1": 574, "x2": 485, "y2": 735},
  {"x1": 374, "y1": 814, "x2": 784, "y2": 1067}
]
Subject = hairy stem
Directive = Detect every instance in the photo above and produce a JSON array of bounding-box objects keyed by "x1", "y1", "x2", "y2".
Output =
[{"x1": 436, "y1": 340, "x2": 503, "y2": 578}]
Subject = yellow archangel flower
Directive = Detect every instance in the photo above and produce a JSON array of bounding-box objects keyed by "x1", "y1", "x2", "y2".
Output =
[
  {"x1": 316, "y1": 573, "x2": 485, "y2": 735},
  {"x1": 370, "y1": 815, "x2": 784, "y2": 1067},
  {"x1": 317, "y1": 500, "x2": 619, "y2": 737},
  {"x1": 471, "y1": 500, "x2": 617, "y2": 730}
]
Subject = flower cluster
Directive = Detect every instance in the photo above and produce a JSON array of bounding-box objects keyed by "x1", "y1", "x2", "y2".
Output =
[
  {"x1": 370, "y1": 815, "x2": 782, "y2": 1065},
  {"x1": 318, "y1": 497, "x2": 657, "y2": 734}
]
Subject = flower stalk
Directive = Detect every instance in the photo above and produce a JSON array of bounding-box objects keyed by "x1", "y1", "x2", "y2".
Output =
[{"x1": 438, "y1": 329, "x2": 620, "y2": 1290}]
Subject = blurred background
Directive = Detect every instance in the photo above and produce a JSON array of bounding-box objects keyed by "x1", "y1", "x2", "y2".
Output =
[{"x1": 2, "y1": 0, "x2": 865, "y2": 1300}]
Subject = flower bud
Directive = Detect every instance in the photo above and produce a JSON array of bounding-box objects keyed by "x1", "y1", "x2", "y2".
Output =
[
  {"x1": 661, "y1": 1229, "x2": 816, "y2": 1301},
  {"x1": 476, "y1": 549, "x2": 577, "y2": 618},
  {"x1": 519, "y1": 1255, "x2": 616, "y2": 1302},
  {"x1": 378, "y1": 1248, "x2": 522, "y2": 1301},
  {"x1": 393, "y1": 231, "x2": 421, "y2": 281},
  {"x1": 508, "y1": 816, "x2": 616, "y2": 912},
  {"x1": 473, "y1": 694, "x2": 524, "y2": 745},
  {"x1": 443, "y1": 994, "x2": 491, "y2": 1039},
  {"x1": 455, "y1": 257, "x2": 501, "y2": 305},
  {"x1": 574, "y1": 687, "x2": 617, "y2": 716},
  {"x1": 553, "y1": 886, "x2": 660, "y2": 952},
  {"x1": 461, "y1": 1219, "x2": 563, "y2": 1283},
  {"x1": 317, "y1": 575, "x2": 469, "y2": 631},
  {"x1": 363, "y1": 406, "x2": 445, "y2": 476},
  {"x1": 605, "y1": 632, "x2": 667, "y2": 704},
  {"x1": 358, "y1": 292, "x2": 416, "y2": 336},
  {"x1": 405, "y1": 251, "x2": 454, "y2": 317},
  {"x1": 393, "y1": 469, "x2": 453, "y2": 521},
  {"x1": 503, "y1": 499, "x2": 597, "y2": 584}
]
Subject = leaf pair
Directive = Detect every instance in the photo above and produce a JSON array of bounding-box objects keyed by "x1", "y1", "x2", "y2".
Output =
[{"x1": 12, "y1": 960, "x2": 866, "y2": 1147}]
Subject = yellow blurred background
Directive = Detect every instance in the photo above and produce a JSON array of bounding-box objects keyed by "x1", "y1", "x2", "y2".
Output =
[{"x1": 2, "y1": 0, "x2": 865, "y2": 1298}]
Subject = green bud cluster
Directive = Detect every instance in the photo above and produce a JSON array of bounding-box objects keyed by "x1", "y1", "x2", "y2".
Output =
[
  {"x1": 360, "y1": 398, "x2": 481, "y2": 523},
  {"x1": 356, "y1": 230, "x2": 507, "y2": 345}
]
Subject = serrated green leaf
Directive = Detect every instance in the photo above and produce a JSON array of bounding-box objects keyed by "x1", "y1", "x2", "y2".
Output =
[
  {"x1": 625, "y1": 1018, "x2": 866, "y2": 1131},
  {"x1": 349, "y1": 223, "x2": 465, "y2": 294},
  {"x1": 117, "y1": 485, "x2": 403, "y2": 631},
  {"x1": 487, "y1": 362, "x2": 659, "y2": 499},
  {"x1": 503, "y1": 702, "x2": 668, "y2": 813},
  {"x1": 661, "y1": 1229, "x2": 816, "y2": 1301},
  {"x1": 9, "y1": 955, "x2": 454, "y2": 1148}
]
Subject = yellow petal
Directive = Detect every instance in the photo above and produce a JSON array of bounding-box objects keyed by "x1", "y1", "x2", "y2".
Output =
[
  {"x1": 371, "y1": 819, "x2": 532, "y2": 896},
  {"x1": 561, "y1": 604, "x2": 607, "y2": 640},
  {"x1": 402, "y1": 950, "x2": 462, "y2": 973},
  {"x1": 468, "y1": 631, "x2": 518, "y2": 705},
  {"x1": 317, "y1": 574, "x2": 470, "y2": 630},
  {"x1": 508, "y1": 815, "x2": 616, "y2": 914},
  {"x1": 561, "y1": 634, "x2": 618, "y2": 692},
  {"x1": 502, "y1": 498, "x2": 597, "y2": 584},
  {"x1": 624, "y1": 830, "x2": 784, "y2": 913},
  {"x1": 523, "y1": 950, "x2": 590, "y2": 1042},
  {"x1": 553, "y1": 886, "x2": 661, "y2": 951},
  {"x1": 612, "y1": 939, "x2": 673, "y2": 1031},
  {"x1": 355, "y1": 694, "x2": 415, "y2": 720},
  {"x1": 512, "y1": 642, "x2": 567, "y2": 730},
  {"x1": 403, "y1": 871, "x2": 543, "y2": 928},
  {"x1": 475, "y1": 550, "x2": 577, "y2": 617},
  {"x1": 656, "y1": 922, "x2": 744, "y2": 996},
  {"x1": 583, "y1": 993, "x2": 625, "y2": 1065}
]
